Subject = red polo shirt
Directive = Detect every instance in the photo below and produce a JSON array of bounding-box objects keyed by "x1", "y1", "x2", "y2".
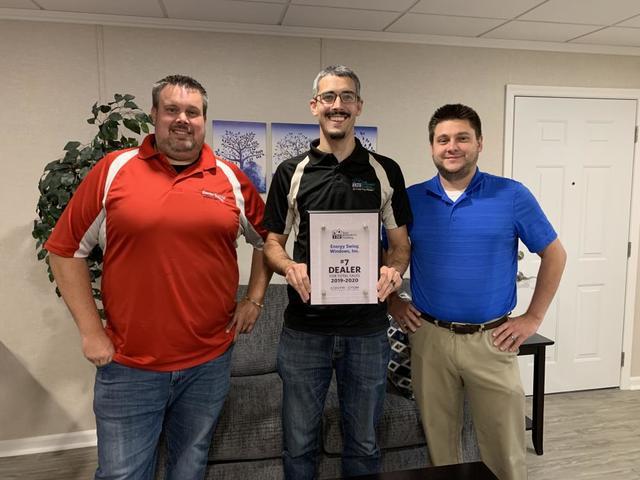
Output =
[{"x1": 46, "y1": 135, "x2": 267, "y2": 371}]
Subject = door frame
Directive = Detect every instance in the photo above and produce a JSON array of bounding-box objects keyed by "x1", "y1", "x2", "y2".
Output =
[{"x1": 503, "y1": 85, "x2": 640, "y2": 390}]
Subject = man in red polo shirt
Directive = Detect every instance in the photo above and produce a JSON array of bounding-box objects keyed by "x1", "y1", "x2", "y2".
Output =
[{"x1": 46, "y1": 74, "x2": 271, "y2": 480}]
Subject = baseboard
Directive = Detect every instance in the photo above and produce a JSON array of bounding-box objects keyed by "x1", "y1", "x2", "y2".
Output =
[
  {"x1": 0, "y1": 429, "x2": 96, "y2": 458},
  {"x1": 629, "y1": 376, "x2": 640, "y2": 391}
]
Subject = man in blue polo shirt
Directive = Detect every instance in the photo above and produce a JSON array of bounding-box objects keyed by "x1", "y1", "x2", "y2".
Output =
[{"x1": 389, "y1": 104, "x2": 566, "y2": 480}]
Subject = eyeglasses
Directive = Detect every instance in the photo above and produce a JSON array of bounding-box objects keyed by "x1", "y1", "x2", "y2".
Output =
[{"x1": 314, "y1": 91, "x2": 359, "y2": 105}]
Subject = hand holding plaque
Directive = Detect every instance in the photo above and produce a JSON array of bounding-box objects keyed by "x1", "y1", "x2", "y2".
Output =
[{"x1": 308, "y1": 210, "x2": 380, "y2": 305}]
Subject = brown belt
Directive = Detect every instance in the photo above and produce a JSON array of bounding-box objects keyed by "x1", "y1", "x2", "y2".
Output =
[{"x1": 420, "y1": 312, "x2": 508, "y2": 334}]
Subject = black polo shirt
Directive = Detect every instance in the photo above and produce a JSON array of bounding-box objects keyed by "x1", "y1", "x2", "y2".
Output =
[{"x1": 264, "y1": 138, "x2": 412, "y2": 335}]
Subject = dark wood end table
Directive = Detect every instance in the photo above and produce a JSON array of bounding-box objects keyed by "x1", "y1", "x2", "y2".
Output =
[{"x1": 518, "y1": 333, "x2": 554, "y2": 455}]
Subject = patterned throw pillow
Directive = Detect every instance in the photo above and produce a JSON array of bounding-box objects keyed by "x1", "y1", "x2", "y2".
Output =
[{"x1": 387, "y1": 315, "x2": 413, "y2": 399}]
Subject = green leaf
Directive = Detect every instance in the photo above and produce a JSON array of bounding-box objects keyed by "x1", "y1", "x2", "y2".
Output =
[
  {"x1": 124, "y1": 101, "x2": 138, "y2": 109},
  {"x1": 44, "y1": 159, "x2": 61, "y2": 170},
  {"x1": 99, "y1": 121, "x2": 119, "y2": 141},
  {"x1": 79, "y1": 166, "x2": 91, "y2": 179},
  {"x1": 47, "y1": 163, "x2": 71, "y2": 173},
  {"x1": 87, "y1": 117, "x2": 96, "y2": 124},
  {"x1": 79, "y1": 147, "x2": 94, "y2": 162},
  {"x1": 114, "y1": 94, "x2": 123, "y2": 102},
  {"x1": 60, "y1": 172, "x2": 76, "y2": 186},
  {"x1": 32, "y1": 222, "x2": 44, "y2": 239},
  {"x1": 108, "y1": 112, "x2": 123, "y2": 122},
  {"x1": 123, "y1": 94, "x2": 135, "y2": 101},
  {"x1": 122, "y1": 138, "x2": 138, "y2": 148},
  {"x1": 37, "y1": 249, "x2": 47, "y2": 260},
  {"x1": 57, "y1": 190, "x2": 71, "y2": 205},
  {"x1": 40, "y1": 174, "x2": 55, "y2": 191},
  {"x1": 123, "y1": 118, "x2": 141, "y2": 135},
  {"x1": 64, "y1": 141, "x2": 81, "y2": 151},
  {"x1": 108, "y1": 124, "x2": 119, "y2": 141},
  {"x1": 140, "y1": 122, "x2": 149, "y2": 134},
  {"x1": 99, "y1": 105, "x2": 111, "y2": 113},
  {"x1": 92, "y1": 137, "x2": 105, "y2": 151},
  {"x1": 91, "y1": 148, "x2": 105, "y2": 161},
  {"x1": 63, "y1": 150, "x2": 79, "y2": 163}
]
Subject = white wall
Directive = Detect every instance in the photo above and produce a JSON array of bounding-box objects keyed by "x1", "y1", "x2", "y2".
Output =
[{"x1": 2, "y1": 19, "x2": 640, "y2": 443}]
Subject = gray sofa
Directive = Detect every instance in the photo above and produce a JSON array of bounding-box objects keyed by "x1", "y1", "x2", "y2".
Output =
[{"x1": 157, "y1": 284, "x2": 480, "y2": 479}]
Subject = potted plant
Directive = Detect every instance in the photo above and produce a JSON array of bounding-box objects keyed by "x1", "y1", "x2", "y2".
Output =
[{"x1": 32, "y1": 94, "x2": 153, "y2": 308}]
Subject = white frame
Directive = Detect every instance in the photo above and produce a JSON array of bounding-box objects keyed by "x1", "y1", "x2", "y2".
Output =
[
  {"x1": 504, "y1": 85, "x2": 640, "y2": 390},
  {"x1": 308, "y1": 210, "x2": 380, "y2": 306}
]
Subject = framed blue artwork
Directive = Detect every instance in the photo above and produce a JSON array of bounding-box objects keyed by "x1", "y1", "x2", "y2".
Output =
[
  {"x1": 271, "y1": 122, "x2": 319, "y2": 172},
  {"x1": 212, "y1": 120, "x2": 267, "y2": 193}
]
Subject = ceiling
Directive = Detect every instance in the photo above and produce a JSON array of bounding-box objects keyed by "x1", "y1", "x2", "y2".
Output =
[{"x1": 2, "y1": 0, "x2": 640, "y2": 55}]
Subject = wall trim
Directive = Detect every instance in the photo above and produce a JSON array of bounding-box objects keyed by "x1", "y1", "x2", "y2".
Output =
[
  {"x1": 1, "y1": 8, "x2": 640, "y2": 57},
  {"x1": 0, "y1": 430, "x2": 96, "y2": 458},
  {"x1": 628, "y1": 377, "x2": 640, "y2": 391},
  {"x1": 504, "y1": 85, "x2": 640, "y2": 391}
]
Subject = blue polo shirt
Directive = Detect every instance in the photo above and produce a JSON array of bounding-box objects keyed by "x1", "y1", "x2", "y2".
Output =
[{"x1": 406, "y1": 169, "x2": 556, "y2": 323}]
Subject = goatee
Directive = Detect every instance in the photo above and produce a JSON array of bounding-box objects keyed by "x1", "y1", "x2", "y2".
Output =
[{"x1": 328, "y1": 132, "x2": 346, "y2": 140}]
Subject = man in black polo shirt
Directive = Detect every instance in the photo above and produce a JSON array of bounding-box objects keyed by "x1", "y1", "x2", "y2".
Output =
[{"x1": 263, "y1": 65, "x2": 411, "y2": 479}]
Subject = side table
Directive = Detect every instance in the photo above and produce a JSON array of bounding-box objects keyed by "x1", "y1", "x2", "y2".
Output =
[{"x1": 518, "y1": 333, "x2": 554, "y2": 455}]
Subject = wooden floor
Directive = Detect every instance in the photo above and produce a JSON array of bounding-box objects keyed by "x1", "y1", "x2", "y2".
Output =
[
  {"x1": 1, "y1": 388, "x2": 639, "y2": 479},
  {"x1": 525, "y1": 389, "x2": 640, "y2": 479}
]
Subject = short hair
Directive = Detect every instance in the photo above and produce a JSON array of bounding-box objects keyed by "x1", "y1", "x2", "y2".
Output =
[
  {"x1": 428, "y1": 104, "x2": 482, "y2": 144},
  {"x1": 312, "y1": 65, "x2": 361, "y2": 98},
  {"x1": 152, "y1": 74, "x2": 209, "y2": 117}
]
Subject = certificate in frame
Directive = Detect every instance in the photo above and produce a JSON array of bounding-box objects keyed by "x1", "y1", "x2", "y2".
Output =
[{"x1": 308, "y1": 210, "x2": 380, "y2": 305}]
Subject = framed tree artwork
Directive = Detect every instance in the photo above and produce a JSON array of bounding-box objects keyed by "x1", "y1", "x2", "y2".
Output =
[{"x1": 212, "y1": 120, "x2": 267, "y2": 193}]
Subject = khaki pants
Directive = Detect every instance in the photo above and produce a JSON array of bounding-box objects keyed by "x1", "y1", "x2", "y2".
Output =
[{"x1": 410, "y1": 320, "x2": 527, "y2": 480}]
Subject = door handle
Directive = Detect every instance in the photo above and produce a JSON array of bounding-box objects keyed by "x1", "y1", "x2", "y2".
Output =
[{"x1": 517, "y1": 271, "x2": 537, "y2": 282}]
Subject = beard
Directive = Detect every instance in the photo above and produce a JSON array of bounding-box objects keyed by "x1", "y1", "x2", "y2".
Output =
[
  {"x1": 156, "y1": 131, "x2": 204, "y2": 162},
  {"x1": 435, "y1": 164, "x2": 472, "y2": 183},
  {"x1": 328, "y1": 131, "x2": 347, "y2": 140},
  {"x1": 434, "y1": 156, "x2": 478, "y2": 183},
  {"x1": 168, "y1": 136, "x2": 196, "y2": 152}
]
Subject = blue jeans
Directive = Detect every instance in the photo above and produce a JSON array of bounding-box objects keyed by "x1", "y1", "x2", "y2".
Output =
[
  {"x1": 277, "y1": 327, "x2": 390, "y2": 479},
  {"x1": 93, "y1": 348, "x2": 233, "y2": 480}
]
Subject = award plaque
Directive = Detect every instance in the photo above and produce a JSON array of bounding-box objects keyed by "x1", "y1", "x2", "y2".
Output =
[{"x1": 308, "y1": 210, "x2": 380, "y2": 305}]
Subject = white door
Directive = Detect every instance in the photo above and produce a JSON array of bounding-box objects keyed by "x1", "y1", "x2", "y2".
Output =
[{"x1": 510, "y1": 96, "x2": 637, "y2": 393}]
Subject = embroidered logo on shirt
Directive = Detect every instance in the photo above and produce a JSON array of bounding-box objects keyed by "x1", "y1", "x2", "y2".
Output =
[
  {"x1": 201, "y1": 189, "x2": 226, "y2": 202},
  {"x1": 352, "y1": 179, "x2": 376, "y2": 192}
]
